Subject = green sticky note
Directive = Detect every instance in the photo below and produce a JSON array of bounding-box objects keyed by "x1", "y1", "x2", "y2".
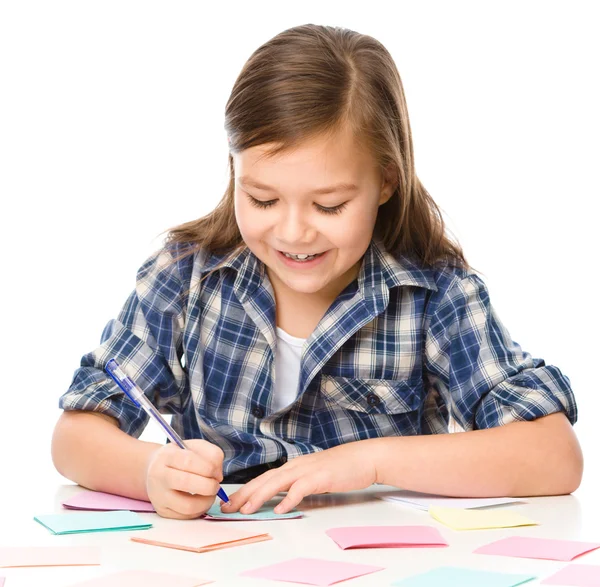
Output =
[
  {"x1": 205, "y1": 504, "x2": 303, "y2": 520},
  {"x1": 34, "y1": 510, "x2": 152, "y2": 535},
  {"x1": 392, "y1": 567, "x2": 535, "y2": 587}
]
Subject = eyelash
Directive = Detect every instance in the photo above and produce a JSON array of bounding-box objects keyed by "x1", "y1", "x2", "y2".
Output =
[{"x1": 245, "y1": 194, "x2": 348, "y2": 215}]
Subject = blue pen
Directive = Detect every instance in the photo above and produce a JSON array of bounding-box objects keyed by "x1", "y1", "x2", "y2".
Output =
[{"x1": 105, "y1": 358, "x2": 229, "y2": 504}]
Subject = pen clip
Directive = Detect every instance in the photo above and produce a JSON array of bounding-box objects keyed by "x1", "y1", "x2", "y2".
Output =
[{"x1": 105, "y1": 358, "x2": 141, "y2": 407}]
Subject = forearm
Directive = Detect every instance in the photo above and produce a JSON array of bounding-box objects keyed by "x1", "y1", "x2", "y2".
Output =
[
  {"x1": 51, "y1": 411, "x2": 162, "y2": 501},
  {"x1": 370, "y1": 412, "x2": 583, "y2": 497}
]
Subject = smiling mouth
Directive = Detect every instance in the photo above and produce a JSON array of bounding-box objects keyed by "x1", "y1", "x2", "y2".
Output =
[{"x1": 279, "y1": 250, "x2": 326, "y2": 261}]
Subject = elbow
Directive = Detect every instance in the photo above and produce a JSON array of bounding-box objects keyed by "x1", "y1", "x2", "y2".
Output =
[
  {"x1": 545, "y1": 417, "x2": 584, "y2": 496},
  {"x1": 51, "y1": 412, "x2": 70, "y2": 479},
  {"x1": 560, "y1": 440, "x2": 584, "y2": 495},
  {"x1": 551, "y1": 457, "x2": 583, "y2": 496},
  {"x1": 52, "y1": 411, "x2": 84, "y2": 480},
  {"x1": 512, "y1": 412, "x2": 584, "y2": 496}
]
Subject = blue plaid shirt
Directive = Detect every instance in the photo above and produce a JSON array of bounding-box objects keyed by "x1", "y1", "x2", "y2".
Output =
[{"x1": 60, "y1": 239, "x2": 577, "y2": 477}]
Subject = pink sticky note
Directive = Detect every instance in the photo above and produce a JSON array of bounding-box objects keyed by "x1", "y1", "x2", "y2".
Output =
[
  {"x1": 541, "y1": 564, "x2": 600, "y2": 586},
  {"x1": 474, "y1": 536, "x2": 600, "y2": 561},
  {"x1": 0, "y1": 546, "x2": 100, "y2": 568},
  {"x1": 68, "y1": 569, "x2": 212, "y2": 586},
  {"x1": 241, "y1": 557, "x2": 384, "y2": 586},
  {"x1": 63, "y1": 490, "x2": 156, "y2": 512},
  {"x1": 326, "y1": 525, "x2": 448, "y2": 549},
  {"x1": 0, "y1": 576, "x2": 5, "y2": 587}
]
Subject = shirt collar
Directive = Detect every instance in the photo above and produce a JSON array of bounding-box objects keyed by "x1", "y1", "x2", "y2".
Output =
[
  {"x1": 365, "y1": 238, "x2": 438, "y2": 293},
  {"x1": 199, "y1": 238, "x2": 437, "y2": 305},
  {"x1": 199, "y1": 245, "x2": 264, "y2": 303}
]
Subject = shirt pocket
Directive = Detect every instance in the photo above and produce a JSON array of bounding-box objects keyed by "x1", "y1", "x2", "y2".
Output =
[{"x1": 319, "y1": 374, "x2": 421, "y2": 415}]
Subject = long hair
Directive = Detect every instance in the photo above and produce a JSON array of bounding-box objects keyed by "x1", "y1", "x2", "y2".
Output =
[{"x1": 166, "y1": 24, "x2": 468, "y2": 271}]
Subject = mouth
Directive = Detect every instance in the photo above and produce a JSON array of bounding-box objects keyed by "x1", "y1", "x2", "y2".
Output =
[
  {"x1": 279, "y1": 250, "x2": 326, "y2": 261},
  {"x1": 275, "y1": 248, "x2": 329, "y2": 266}
]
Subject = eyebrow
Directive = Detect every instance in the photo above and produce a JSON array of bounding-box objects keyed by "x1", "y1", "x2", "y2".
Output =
[{"x1": 238, "y1": 176, "x2": 359, "y2": 195}]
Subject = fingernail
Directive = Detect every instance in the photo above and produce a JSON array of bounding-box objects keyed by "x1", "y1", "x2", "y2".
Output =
[{"x1": 240, "y1": 502, "x2": 253, "y2": 514}]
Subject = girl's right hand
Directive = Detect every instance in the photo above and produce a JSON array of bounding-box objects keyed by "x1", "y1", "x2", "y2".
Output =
[{"x1": 145, "y1": 439, "x2": 225, "y2": 519}]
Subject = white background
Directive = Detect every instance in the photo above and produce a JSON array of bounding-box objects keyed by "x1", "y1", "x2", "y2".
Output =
[{"x1": 1, "y1": 1, "x2": 598, "y2": 502}]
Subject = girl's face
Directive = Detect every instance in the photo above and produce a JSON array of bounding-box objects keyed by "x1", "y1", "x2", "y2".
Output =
[{"x1": 233, "y1": 125, "x2": 394, "y2": 301}]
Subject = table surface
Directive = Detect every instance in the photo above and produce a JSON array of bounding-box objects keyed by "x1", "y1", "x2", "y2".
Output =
[{"x1": 1, "y1": 481, "x2": 599, "y2": 586}]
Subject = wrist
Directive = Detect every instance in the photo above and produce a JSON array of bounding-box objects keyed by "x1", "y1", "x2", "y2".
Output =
[
  {"x1": 368, "y1": 437, "x2": 397, "y2": 485},
  {"x1": 139, "y1": 442, "x2": 164, "y2": 501}
]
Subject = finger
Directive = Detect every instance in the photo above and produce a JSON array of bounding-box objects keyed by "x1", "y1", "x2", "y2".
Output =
[
  {"x1": 273, "y1": 478, "x2": 316, "y2": 513},
  {"x1": 185, "y1": 439, "x2": 225, "y2": 465},
  {"x1": 164, "y1": 444, "x2": 223, "y2": 481},
  {"x1": 160, "y1": 506, "x2": 197, "y2": 520},
  {"x1": 221, "y1": 469, "x2": 280, "y2": 511},
  {"x1": 238, "y1": 471, "x2": 298, "y2": 514},
  {"x1": 164, "y1": 466, "x2": 221, "y2": 496},
  {"x1": 164, "y1": 490, "x2": 213, "y2": 518}
]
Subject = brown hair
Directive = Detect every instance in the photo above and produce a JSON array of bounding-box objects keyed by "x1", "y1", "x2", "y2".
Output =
[{"x1": 165, "y1": 24, "x2": 469, "y2": 271}]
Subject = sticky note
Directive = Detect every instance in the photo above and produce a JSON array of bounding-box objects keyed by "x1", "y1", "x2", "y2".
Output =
[
  {"x1": 380, "y1": 490, "x2": 524, "y2": 510},
  {"x1": 474, "y1": 536, "x2": 600, "y2": 561},
  {"x1": 391, "y1": 566, "x2": 535, "y2": 586},
  {"x1": 541, "y1": 564, "x2": 600, "y2": 586},
  {"x1": 131, "y1": 522, "x2": 271, "y2": 553},
  {"x1": 325, "y1": 526, "x2": 447, "y2": 549},
  {"x1": 205, "y1": 503, "x2": 302, "y2": 520},
  {"x1": 34, "y1": 510, "x2": 152, "y2": 535},
  {"x1": 241, "y1": 557, "x2": 384, "y2": 586},
  {"x1": 0, "y1": 577, "x2": 4, "y2": 587},
  {"x1": 63, "y1": 490, "x2": 156, "y2": 512},
  {"x1": 68, "y1": 569, "x2": 213, "y2": 586},
  {"x1": 429, "y1": 506, "x2": 537, "y2": 530},
  {"x1": 0, "y1": 546, "x2": 100, "y2": 567}
]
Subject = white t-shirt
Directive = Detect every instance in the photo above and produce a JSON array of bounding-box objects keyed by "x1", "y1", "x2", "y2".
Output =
[{"x1": 272, "y1": 327, "x2": 306, "y2": 412}]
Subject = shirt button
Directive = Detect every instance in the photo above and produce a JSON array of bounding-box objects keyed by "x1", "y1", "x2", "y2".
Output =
[
  {"x1": 280, "y1": 456, "x2": 288, "y2": 464},
  {"x1": 366, "y1": 392, "x2": 381, "y2": 407},
  {"x1": 252, "y1": 406, "x2": 264, "y2": 418}
]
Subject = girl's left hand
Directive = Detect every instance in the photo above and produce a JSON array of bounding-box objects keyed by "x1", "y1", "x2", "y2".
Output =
[{"x1": 220, "y1": 440, "x2": 379, "y2": 515}]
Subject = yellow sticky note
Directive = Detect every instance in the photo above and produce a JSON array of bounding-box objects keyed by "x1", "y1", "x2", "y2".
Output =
[{"x1": 428, "y1": 506, "x2": 537, "y2": 530}]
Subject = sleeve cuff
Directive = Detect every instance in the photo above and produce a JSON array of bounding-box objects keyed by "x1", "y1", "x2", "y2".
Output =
[
  {"x1": 59, "y1": 367, "x2": 149, "y2": 438},
  {"x1": 475, "y1": 365, "x2": 578, "y2": 428}
]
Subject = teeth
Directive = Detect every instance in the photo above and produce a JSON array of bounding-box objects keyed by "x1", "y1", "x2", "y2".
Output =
[{"x1": 282, "y1": 252, "x2": 320, "y2": 261}]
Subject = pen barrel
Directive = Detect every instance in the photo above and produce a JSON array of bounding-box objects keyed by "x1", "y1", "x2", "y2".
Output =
[{"x1": 106, "y1": 358, "x2": 228, "y2": 502}]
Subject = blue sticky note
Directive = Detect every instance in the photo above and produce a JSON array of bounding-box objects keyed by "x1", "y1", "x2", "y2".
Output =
[
  {"x1": 34, "y1": 510, "x2": 152, "y2": 535},
  {"x1": 205, "y1": 503, "x2": 303, "y2": 520},
  {"x1": 392, "y1": 566, "x2": 536, "y2": 587}
]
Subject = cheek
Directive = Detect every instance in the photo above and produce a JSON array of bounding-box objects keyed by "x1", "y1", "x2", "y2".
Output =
[
  {"x1": 234, "y1": 197, "x2": 259, "y2": 240},
  {"x1": 331, "y1": 205, "x2": 378, "y2": 245}
]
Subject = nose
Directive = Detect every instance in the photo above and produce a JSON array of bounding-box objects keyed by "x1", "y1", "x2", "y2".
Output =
[{"x1": 275, "y1": 206, "x2": 316, "y2": 245}]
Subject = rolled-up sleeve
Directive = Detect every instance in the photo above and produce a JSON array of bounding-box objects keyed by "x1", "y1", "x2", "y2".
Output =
[
  {"x1": 59, "y1": 246, "x2": 189, "y2": 438},
  {"x1": 424, "y1": 273, "x2": 577, "y2": 431}
]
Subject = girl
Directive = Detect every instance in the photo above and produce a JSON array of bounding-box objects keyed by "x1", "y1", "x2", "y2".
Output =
[{"x1": 52, "y1": 24, "x2": 582, "y2": 519}]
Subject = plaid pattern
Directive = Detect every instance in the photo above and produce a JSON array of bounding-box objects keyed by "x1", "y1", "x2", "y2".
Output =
[{"x1": 60, "y1": 239, "x2": 577, "y2": 476}]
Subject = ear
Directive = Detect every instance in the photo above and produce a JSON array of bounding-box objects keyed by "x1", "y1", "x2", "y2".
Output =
[{"x1": 378, "y1": 163, "x2": 396, "y2": 206}]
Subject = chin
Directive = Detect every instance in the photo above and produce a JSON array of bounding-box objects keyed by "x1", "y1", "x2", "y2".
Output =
[{"x1": 282, "y1": 280, "x2": 328, "y2": 294}]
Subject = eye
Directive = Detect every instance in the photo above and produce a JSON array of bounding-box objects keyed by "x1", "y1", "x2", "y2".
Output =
[
  {"x1": 246, "y1": 194, "x2": 276, "y2": 209},
  {"x1": 316, "y1": 202, "x2": 347, "y2": 215},
  {"x1": 246, "y1": 194, "x2": 347, "y2": 215}
]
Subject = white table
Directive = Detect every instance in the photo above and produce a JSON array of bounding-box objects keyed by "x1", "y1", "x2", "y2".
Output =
[{"x1": 1, "y1": 481, "x2": 599, "y2": 586}]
